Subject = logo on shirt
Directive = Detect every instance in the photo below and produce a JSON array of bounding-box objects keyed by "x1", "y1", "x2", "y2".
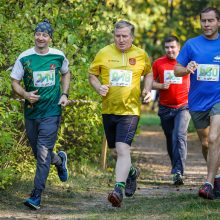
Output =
[
  {"x1": 214, "y1": 56, "x2": 220, "y2": 61},
  {"x1": 108, "y1": 60, "x2": 120, "y2": 62},
  {"x1": 129, "y1": 58, "x2": 136, "y2": 65},
  {"x1": 23, "y1": 60, "x2": 33, "y2": 75},
  {"x1": 50, "y1": 64, "x2": 56, "y2": 70}
]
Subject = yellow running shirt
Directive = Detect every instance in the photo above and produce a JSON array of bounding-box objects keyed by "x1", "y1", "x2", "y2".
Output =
[{"x1": 89, "y1": 44, "x2": 152, "y2": 116}]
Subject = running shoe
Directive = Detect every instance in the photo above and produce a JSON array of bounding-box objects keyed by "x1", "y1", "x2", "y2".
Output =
[
  {"x1": 24, "y1": 188, "x2": 41, "y2": 210},
  {"x1": 57, "y1": 151, "x2": 68, "y2": 182},
  {"x1": 108, "y1": 186, "x2": 123, "y2": 207},
  {"x1": 173, "y1": 172, "x2": 184, "y2": 185},
  {"x1": 198, "y1": 183, "x2": 214, "y2": 200},
  {"x1": 125, "y1": 167, "x2": 140, "y2": 197}
]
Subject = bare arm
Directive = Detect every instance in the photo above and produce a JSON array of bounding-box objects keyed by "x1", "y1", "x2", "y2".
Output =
[
  {"x1": 174, "y1": 61, "x2": 198, "y2": 77},
  {"x1": 88, "y1": 73, "x2": 109, "y2": 96},
  {"x1": 174, "y1": 63, "x2": 189, "y2": 77},
  {"x1": 142, "y1": 73, "x2": 153, "y2": 103},
  {"x1": 58, "y1": 71, "x2": 71, "y2": 107},
  {"x1": 11, "y1": 78, "x2": 40, "y2": 103},
  {"x1": 152, "y1": 81, "x2": 170, "y2": 90}
]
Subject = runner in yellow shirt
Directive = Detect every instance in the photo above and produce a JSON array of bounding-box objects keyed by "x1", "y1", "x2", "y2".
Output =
[{"x1": 89, "y1": 20, "x2": 153, "y2": 207}]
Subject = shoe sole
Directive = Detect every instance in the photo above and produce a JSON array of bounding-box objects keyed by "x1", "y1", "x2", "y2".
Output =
[
  {"x1": 173, "y1": 180, "x2": 184, "y2": 186},
  {"x1": 58, "y1": 151, "x2": 68, "y2": 182},
  {"x1": 24, "y1": 201, "x2": 40, "y2": 210},
  {"x1": 198, "y1": 191, "x2": 214, "y2": 200},
  {"x1": 108, "y1": 192, "x2": 122, "y2": 207},
  {"x1": 125, "y1": 168, "x2": 140, "y2": 197}
]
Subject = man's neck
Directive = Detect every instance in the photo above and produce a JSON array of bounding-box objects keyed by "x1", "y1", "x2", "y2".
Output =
[
  {"x1": 203, "y1": 32, "x2": 219, "y2": 40},
  {"x1": 34, "y1": 46, "x2": 49, "y2": 54}
]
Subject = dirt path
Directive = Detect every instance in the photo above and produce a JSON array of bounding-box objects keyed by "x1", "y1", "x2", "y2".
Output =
[
  {"x1": 133, "y1": 124, "x2": 206, "y2": 197},
  {"x1": 0, "y1": 122, "x2": 207, "y2": 219}
]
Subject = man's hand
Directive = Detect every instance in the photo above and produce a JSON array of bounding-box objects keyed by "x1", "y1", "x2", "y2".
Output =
[
  {"x1": 58, "y1": 94, "x2": 69, "y2": 107},
  {"x1": 161, "y1": 82, "x2": 170, "y2": 90},
  {"x1": 186, "y1": 61, "x2": 198, "y2": 74},
  {"x1": 99, "y1": 85, "x2": 109, "y2": 96},
  {"x1": 142, "y1": 90, "x2": 152, "y2": 104},
  {"x1": 24, "y1": 90, "x2": 40, "y2": 104}
]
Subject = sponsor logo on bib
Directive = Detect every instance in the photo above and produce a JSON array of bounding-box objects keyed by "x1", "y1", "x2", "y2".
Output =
[
  {"x1": 33, "y1": 70, "x2": 55, "y2": 87},
  {"x1": 109, "y1": 69, "x2": 132, "y2": 86},
  {"x1": 197, "y1": 64, "x2": 219, "y2": 81},
  {"x1": 164, "y1": 70, "x2": 182, "y2": 84}
]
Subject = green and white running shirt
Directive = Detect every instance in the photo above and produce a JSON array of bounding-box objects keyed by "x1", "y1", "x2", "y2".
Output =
[{"x1": 11, "y1": 47, "x2": 69, "y2": 119}]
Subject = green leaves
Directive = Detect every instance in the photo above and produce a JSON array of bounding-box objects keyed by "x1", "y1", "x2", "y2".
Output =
[{"x1": 2, "y1": 0, "x2": 220, "y2": 188}]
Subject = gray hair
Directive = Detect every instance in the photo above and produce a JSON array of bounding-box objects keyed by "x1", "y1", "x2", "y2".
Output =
[{"x1": 114, "y1": 20, "x2": 135, "y2": 37}]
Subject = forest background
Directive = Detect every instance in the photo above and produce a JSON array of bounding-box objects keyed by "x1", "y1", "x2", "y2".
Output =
[{"x1": 0, "y1": 0, "x2": 219, "y2": 189}]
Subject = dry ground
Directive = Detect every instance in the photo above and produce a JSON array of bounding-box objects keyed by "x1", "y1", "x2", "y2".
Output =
[
  {"x1": 133, "y1": 125, "x2": 206, "y2": 197},
  {"x1": 0, "y1": 123, "x2": 206, "y2": 219}
]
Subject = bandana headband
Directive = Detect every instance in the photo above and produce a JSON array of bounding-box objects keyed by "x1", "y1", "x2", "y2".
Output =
[{"x1": 35, "y1": 19, "x2": 53, "y2": 38}]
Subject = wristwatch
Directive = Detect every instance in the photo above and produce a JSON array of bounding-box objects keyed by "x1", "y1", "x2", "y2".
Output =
[{"x1": 61, "y1": 93, "x2": 69, "y2": 98}]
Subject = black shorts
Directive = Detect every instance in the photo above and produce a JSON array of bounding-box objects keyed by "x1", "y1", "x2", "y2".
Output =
[{"x1": 102, "y1": 114, "x2": 139, "y2": 149}]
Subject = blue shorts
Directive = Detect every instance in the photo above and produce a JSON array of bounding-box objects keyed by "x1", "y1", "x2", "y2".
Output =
[{"x1": 102, "y1": 114, "x2": 139, "y2": 149}]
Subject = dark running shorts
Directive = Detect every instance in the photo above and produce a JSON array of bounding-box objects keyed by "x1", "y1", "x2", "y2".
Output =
[
  {"x1": 190, "y1": 102, "x2": 220, "y2": 129},
  {"x1": 102, "y1": 114, "x2": 139, "y2": 149}
]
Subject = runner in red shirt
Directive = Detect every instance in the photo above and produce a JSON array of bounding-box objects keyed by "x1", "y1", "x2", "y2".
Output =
[{"x1": 152, "y1": 36, "x2": 190, "y2": 185}]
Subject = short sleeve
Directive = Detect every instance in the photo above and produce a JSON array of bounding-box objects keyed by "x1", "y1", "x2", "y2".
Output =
[
  {"x1": 60, "y1": 56, "x2": 69, "y2": 74},
  {"x1": 10, "y1": 59, "x2": 24, "y2": 80},
  {"x1": 153, "y1": 60, "x2": 160, "y2": 80},
  {"x1": 176, "y1": 41, "x2": 191, "y2": 67},
  {"x1": 142, "y1": 52, "x2": 152, "y2": 76},
  {"x1": 88, "y1": 50, "x2": 103, "y2": 76}
]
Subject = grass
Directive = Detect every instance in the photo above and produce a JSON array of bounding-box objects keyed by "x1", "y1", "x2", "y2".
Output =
[
  {"x1": 1, "y1": 167, "x2": 220, "y2": 220},
  {"x1": 0, "y1": 111, "x2": 209, "y2": 219},
  {"x1": 139, "y1": 112, "x2": 161, "y2": 127},
  {"x1": 139, "y1": 111, "x2": 196, "y2": 133}
]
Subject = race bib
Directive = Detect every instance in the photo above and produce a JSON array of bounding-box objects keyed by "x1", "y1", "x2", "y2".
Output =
[
  {"x1": 164, "y1": 70, "x2": 182, "y2": 84},
  {"x1": 197, "y1": 64, "x2": 219, "y2": 81},
  {"x1": 33, "y1": 70, "x2": 55, "y2": 87},
  {"x1": 109, "y1": 69, "x2": 132, "y2": 86}
]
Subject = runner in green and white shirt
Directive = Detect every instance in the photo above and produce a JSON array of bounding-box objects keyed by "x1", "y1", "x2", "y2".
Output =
[{"x1": 11, "y1": 19, "x2": 70, "y2": 210}]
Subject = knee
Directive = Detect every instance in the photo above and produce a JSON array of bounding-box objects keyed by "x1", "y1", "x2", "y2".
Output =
[
  {"x1": 37, "y1": 145, "x2": 51, "y2": 164},
  {"x1": 201, "y1": 138, "x2": 208, "y2": 150},
  {"x1": 174, "y1": 132, "x2": 187, "y2": 142},
  {"x1": 209, "y1": 133, "x2": 219, "y2": 146},
  {"x1": 116, "y1": 143, "x2": 130, "y2": 157}
]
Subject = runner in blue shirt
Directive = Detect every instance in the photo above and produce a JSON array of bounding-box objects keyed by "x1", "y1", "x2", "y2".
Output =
[{"x1": 174, "y1": 7, "x2": 220, "y2": 200}]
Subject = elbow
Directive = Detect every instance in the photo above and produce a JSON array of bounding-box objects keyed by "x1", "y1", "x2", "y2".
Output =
[
  {"x1": 11, "y1": 79, "x2": 17, "y2": 90},
  {"x1": 152, "y1": 82, "x2": 157, "y2": 90},
  {"x1": 88, "y1": 74, "x2": 92, "y2": 84},
  {"x1": 88, "y1": 74, "x2": 95, "y2": 86}
]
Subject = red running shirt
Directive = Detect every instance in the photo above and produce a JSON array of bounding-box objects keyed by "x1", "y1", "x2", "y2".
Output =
[{"x1": 153, "y1": 56, "x2": 190, "y2": 108}]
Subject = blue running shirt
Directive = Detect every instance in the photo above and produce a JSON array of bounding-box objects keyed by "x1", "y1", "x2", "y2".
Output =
[{"x1": 177, "y1": 35, "x2": 220, "y2": 111}]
